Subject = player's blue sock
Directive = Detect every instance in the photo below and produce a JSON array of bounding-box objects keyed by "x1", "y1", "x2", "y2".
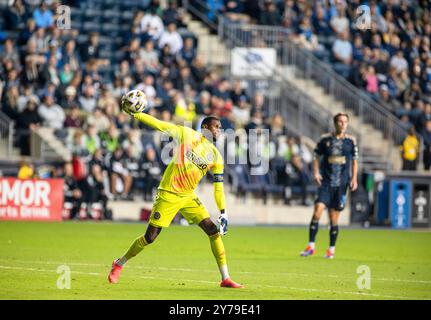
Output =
[
  {"x1": 309, "y1": 220, "x2": 319, "y2": 243},
  {"x1": 330, "y1": 224, "x2": 339, "y2": 247}
]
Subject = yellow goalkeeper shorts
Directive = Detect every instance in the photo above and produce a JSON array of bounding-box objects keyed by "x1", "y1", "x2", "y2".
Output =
[{"x1": 149, "y1": 189, "x2": 211, "y2": 228}]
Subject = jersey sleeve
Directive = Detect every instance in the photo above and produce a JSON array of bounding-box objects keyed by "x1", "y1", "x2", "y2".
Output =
[
  {"x1": 313, "y1": 138, "x2": 324, "y2": 159},
  {"x1": 212, "y1": 149, "x2": 226, "y2": 212},
  {"x1": 350, "y1": 136, "x2": 359, "y2": 160},
  {"x1": 133, "y1": 112, "x2": 181, "y2": 139}
]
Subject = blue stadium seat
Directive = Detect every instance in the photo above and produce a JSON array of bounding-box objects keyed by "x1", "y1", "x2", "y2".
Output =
[{"x1": 82, "y1": 21, "x2": 101, "y2": 33}]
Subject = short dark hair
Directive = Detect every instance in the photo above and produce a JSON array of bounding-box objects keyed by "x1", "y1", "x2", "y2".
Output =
[
  {"x1": 201, "y1": 116, "x2": 220, "y2": 128},
  {"x1": 333, "y1": 113, "x2": 349, "y2": 124}
]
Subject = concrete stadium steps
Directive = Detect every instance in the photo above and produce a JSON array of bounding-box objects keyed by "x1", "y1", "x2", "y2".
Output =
[
  {"x1": 31, "y1": 128, "x2": 71, "y2": 161},
  {"x1": 110, "y1": 183, "x2": 350, "y2": 226},
  {"x1": 281, "y1": 65, "x2": 402, "y2": 171},
  {"x1": 0, "y1": 139, "x2": 21, "y2": 161},
  {"x1": 184, "y1": 15, "x2": 230, "y2": 66}
]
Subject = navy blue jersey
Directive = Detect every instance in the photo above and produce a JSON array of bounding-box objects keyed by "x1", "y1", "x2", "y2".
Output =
[{"x1": 314, "y1": 133, "x2": 359, "y2": 187}]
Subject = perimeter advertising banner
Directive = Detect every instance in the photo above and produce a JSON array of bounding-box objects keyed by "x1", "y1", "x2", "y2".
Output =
[
  {"x1": 0, "y1": 178, "x2": 64, "y2": 221},
  {"x1": 231, "y1": 47, "x2": 276, "y2": 78}
]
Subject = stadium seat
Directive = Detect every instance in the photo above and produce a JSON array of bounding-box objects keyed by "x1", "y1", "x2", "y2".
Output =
[
  {"x1": 82, "y1": 21, "x2": 101, "y2": 33},
  {"x1": 232, "y1": 164, "x2": 265, "y2": 201}
]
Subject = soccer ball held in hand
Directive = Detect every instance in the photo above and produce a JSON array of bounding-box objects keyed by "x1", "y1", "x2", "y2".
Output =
[{"x1": 121, "y1": 89, "x2": 148, "y2": 114}]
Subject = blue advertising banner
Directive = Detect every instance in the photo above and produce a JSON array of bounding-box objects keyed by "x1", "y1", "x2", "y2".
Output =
[{"x1": 389, "y1": 179, "x2": 412, "y2": 229}]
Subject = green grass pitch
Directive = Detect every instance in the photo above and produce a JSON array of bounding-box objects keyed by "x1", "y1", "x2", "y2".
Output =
[{"x1": 0, "y1": 221, "x2": 430, "y2": 300}]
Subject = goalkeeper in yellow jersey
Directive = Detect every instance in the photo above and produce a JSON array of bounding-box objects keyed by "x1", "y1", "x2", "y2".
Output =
[{"x1": 108, "y1": 111, "x2": 244, "y2": 288}]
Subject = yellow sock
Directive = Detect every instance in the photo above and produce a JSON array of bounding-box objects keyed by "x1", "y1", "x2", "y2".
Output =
[
  {"x1": 119, "y1": 235, "x2": 149, "y2": 264},
  {"x1": 209, "y1": 233, "x2": 229, "y2": 280}
]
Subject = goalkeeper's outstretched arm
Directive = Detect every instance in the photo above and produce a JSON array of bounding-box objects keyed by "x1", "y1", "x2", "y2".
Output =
[
  {"x1": 132, "y1": 112, "x2": 180, "y2": 137},
  {"x1": 214, "y1": 179, "x2": 226, "y2": 213}
]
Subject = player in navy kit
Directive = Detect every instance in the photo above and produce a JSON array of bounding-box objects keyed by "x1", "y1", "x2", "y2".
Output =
[{"x1": 300, "y1": 113, "x2": 358, "y2": 259}]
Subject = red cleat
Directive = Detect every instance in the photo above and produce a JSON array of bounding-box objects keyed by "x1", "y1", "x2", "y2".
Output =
[
  {"x1": 220, "y1": 278, "x2": 244, "y2": 288},
  {"x1": 108, "y1": 259, "x2": 123, "y2": 283}
]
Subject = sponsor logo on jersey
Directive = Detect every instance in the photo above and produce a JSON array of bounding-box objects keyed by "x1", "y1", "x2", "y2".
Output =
[
  {"x1": 328, "y1": 155, "x2": 346, "y2": 164},
  {"x1": 185, "y1": 150, "x2": 208, "y2": 170}
]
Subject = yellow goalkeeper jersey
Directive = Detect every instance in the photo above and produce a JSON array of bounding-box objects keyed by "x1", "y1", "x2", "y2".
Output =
[{"x1": 133, "y1": 112, "x2": 226, "y2": 211}]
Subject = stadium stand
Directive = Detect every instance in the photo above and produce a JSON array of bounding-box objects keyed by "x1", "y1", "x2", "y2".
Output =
[
  {"x1": 197, "y1": 0, "x2": 431, "y2": 170},
  {"x1": 0, "y1": 0, "x2": 320, "y2": 221}
]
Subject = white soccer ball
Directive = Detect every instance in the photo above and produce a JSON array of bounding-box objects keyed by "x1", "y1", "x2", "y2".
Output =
[{"x1": 121, "y1": 89, "x2": 148, "y2": 114}]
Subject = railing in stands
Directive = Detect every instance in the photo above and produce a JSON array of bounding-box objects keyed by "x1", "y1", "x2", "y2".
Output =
[
  {"x1": 0, "y1": 111, "x2": 15, "y2": 158},
  {"x1": 183, "y1": 3, "x2": 373, "y2": 164},
  {"x1": 216, "y1": 18, "x2": 408, "y2": 147},
  {"x1": 283, "y1": 41, "x2": 408, "y2": 146}
]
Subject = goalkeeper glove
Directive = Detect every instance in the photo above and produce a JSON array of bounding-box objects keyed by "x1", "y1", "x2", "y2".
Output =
[{"x1": 217, "y1": 210, "x2": 228, "y2": 236}]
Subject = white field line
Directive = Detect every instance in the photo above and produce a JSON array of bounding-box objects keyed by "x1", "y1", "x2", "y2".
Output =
[
  {"x1": 1, "y1": 259, "x2": 430, "y2": 285},
  {"x1": 0, "y1": 264, "x2": 426, "y2": 300}
]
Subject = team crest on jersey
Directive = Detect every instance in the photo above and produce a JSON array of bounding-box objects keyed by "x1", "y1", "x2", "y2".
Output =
[
  {"x1": 206, "y1": 152, "x2": 214, "y2": 162},
  {"x1": 153, "y1": 212, "x2": 161, "y2": 220}
]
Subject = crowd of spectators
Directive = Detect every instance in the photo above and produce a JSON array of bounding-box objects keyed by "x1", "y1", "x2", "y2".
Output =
[
  {"x1": 206, "y1": 0, "x2": 431, "y2": 170},
  {"x1": 1, "y1": 0, "x2": 317, "y2": 215}
]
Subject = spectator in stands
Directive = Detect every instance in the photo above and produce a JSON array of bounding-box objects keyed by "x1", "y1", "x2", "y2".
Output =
[
  {"x1": 332, "y1": 30, "x2": 352, "y2": 78},
  {"x1": 232, "y1": 95, "x2": 250, "y2": 128},
  {"x1": 86, "y1": 106, "x2": 110, "y2": 133},
  {"x1": 83, "y1": 163, "x2": 109, "y2": 220},
  {"x1": 64, "y1": 104, "x2": 83, "y2": 128},
  {"x1": 41, "y1": 55, "x2": 60, "y2": 86},
  {"x1": 83, "y1": 124, "x2": 101, "y2": 156},
  {"x1": 78, "y1": 84, "x2": 97, "y2": 113},
  {"x1": 59, "y1": 63, "x2": 74, "y2": 85},
  {"x1": 100, "y1": 124, "x2": 120, "y2": 154},
  {"x1": 139, "y1": 40, "x2": 160, "y2": 74},
  {"x1": 32, "y1": 1, "x2": 54, "y2": 29},
  {"x1": 136, "y1": 74, "x2": 159, "y2": 108},
  {"x1": 1, "y1": 38, "x2": 20, "y2": 70},
  {"x1": 109, "y1": 147, "x2": 133, "y2": 200},
  {"x1": 422, "y1": 120, "x2": 431, "y2": 170},
  {"x1": 285, "y1": 154, "x2": 312, "y2": 206},
  {"x1": 329, "y1": 2, "x2": 349, "y2": 35},
  {"x1": 2, "y1": 85, "x2": 20, "y2": 120},
  {"x1": 259, "y1": 0, "x2": 281, "y2": 26},
  {"x1": 163, "y1": 0, "x2": 180, "y2": 26},
  {"x1": 30, "y1": 26, "x2": 49, "y2": 55},
  {"x1": 268, "y1": 113, "x2": 287, "y2": 140},
  {"x1": 364, "y1": 65, "x2": 379, "y2": 97},
  {"x1": 16, "y1": 97, "x2": 42, "y2": 155},
  {"x1": 390, "y1": 50, "x2": 409, "y2": 74},
  {"x1": 140, "y1": 7, "x2": 164, "y2": 40},
  {"x1": 278, "y1": 136, "x2": 300, "y2": 162},
  {"x1": 38, "y1": 93, "x2": 65, "y2": 130},
  {"x1": 158, "y1": 22, "x2": 183, "y2": 55},
  {"x1": 195, "y1": 90, "x2": 211, "y2": 116},
  {"x1": 191, "y1": 54, "x2": 207, "y2": 85},
  {"x1": 312, "y1": 4, "x2": 331, "y2": 37},
  {"x1": 61, "y1": 39, "x2": 80, "y2": 73},
  {"x1": 179, "y1": 37, "x2": 196, "y2": 66},
  {"x1": 249, "y1": 91, "x2": 265, "y2": 115},
  {"x1": 122, "y1": 129, "x2": 144, "y2": 159},
  {"x1": 206, "y1": 0, "x2": 225, "y2": 23},
  {"x1": 67, "y1": 130, "x2": 87, "y2": 158},
  {"x1": 17, "y1": 159, "x2": 34, "y2": 179},
  {"x1": 173, "y1": 91, "x2": 196, "y2": 123},
  {"x1": 141, "y1": 146, "x2": 163, "y2": 201},
  {"x1": 176, "y1": 66, "x2": 197, "y2": 92},
  {"x1": 80, "y1": 32, "x2": 101, "y2": 63},
  {"x1": 296, "y1": 17, "x2": 325, "y2": 56},
  {"x1": 16, "y1": 84, "x2": 39, "y2": 113},
  {"x1": 62, "y1": 162, "x2": 86, "y2": 220},
  {"x1": 400, "y1": 126, "x2": 420, "y2": 171},
  {"x1": 3, "y1": 0, "x2": 26, "y2": 30}
]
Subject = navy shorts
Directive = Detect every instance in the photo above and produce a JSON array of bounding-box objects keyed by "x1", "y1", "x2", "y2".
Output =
[{"x1": 315, "y1": 184, "x2": 349, "y2": 211}]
